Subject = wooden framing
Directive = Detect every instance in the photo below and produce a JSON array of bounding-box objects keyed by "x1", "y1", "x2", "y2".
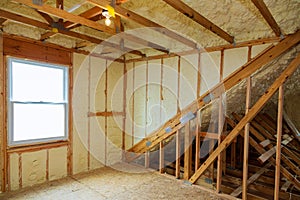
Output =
[
  {"x1": 159, "y1": 141, "x2": 164, "y2": 173},
  {"x1": 14, "y1": 0, "x2": 115, "y2": 34},
  {"x1": 122, "y1": 58, "x2": 127, "y2": 161},
  {"x1": 184, "y1": 121, "x2": 192, "y2": 180},
  {"x1": 189, "y1": 52, "x2": 300, "y2": 184},
  {"x1": 126, "y1": 30, "x2": 300, "y2": 156},
  {"x1": 144, "y1": 60, "x2": 149, "y2": 168},
  {"x1": 86, "y1": 0, "x2": 198, "y2": 49},
  {"x1": 175, "y1": 130, "x2": 181, "y2": 179},
  {"x1": 195, "y1": 111, "x2": 201, "y2": 171},
  {"x1": 251, "y1": 0, "x2": 281, "y2": 37},
  {"x1": 162, "y1": 0, "x2": 234, "y2": 43},
  {"x1": 274, "y1": 85, "x2": 283, "y2": 200}
]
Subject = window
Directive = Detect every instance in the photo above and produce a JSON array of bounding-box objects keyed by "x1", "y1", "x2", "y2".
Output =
[{"x1": 8, "y1": 58, "x2": 68, "y2": 146}]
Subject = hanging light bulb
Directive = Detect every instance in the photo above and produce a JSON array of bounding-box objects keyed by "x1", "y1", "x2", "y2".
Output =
[{"x1": 105, "y1": 17, "x2": 111, "y2": 26}]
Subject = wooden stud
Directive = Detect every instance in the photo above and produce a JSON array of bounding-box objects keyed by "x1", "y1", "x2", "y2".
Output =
[
  {"x1": 197, "y1": 53, "x2": 201, "y2": 98},
  {"x1": 189, "y1": 53, "x2": 300, "y2": 184},
  {"x1": 230, "y1": 139, "x2": 236, "y2": 169},
  {"x1": 216, "y1": 49, "x2": 225, "y2": 193},
  {"x1": 175, "y1": 130, "x2": 181, "y2": 179},
  {"x1": 184, "y1": 121, "x2": 192, "y2": 180},
  {"x1": 177, "y1": 56, "x2": 181, "y2": 113},
  {"x1": 122, "y1": 58, "x2": 127, "y2": 161},
  {"x1": 195, "y1": 111, "x2": 201, "y2": 171},
  {"x1": 132, "y1": 62, "x2": 135, "y2": 147},
  {"x1": 46, "y1": 149, "x2": 49, "y2": 181},
  {"x1": 242, "y1": 46, "x2": 252, "y2": 199},
  {"x1": 0, "y1": 32, "x2": 7, "y2": 192},
  {"x1": 145, "y1": 60, "x2": 149, "y2": 168},
  {"x1": 162, "y1": 0, "x2": 234, "y2": 43},
  {"x1": 67, "y1": 54, "x2": 73, "y2": 176},
  {"x1": 159, "y1": 141, "x2": 164, "y2": 173},
  {"x1": 274, "y1": 85, "x2": 283, "y2": 200},
  {"x1": 104, "y1": 59, "x2": 108, "y2": 166},
  {"x1": 251, "y1": 0, "x2": 281, "y2": 37},
  {"x1": 87, "y1": 56, "x2": 91, "y2": 170},
  {"x1": 18, "y1": 153, "x2": 22, "y2": 189},
  {"x1": 128, "y1": 31, "x2": 300, "y2": 155}
]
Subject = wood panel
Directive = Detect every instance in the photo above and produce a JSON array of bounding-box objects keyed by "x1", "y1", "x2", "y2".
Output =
[{"x1": 3, "y1": 37, "x2": 72, "y2": 66}]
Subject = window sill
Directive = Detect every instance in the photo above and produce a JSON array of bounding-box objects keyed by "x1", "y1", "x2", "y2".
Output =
[{"x1": 7, "y1": 140, "x2": 69, "y2": 153}]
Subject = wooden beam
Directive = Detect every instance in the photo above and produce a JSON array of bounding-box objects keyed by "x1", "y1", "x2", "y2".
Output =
[
  {"x1": 251, "y1": 0, "x2": 281, "y2": 37},
  {"x1": 126, "y1": 30, "x2": 300, "y2": 156},
  {"x1": 159, "y1": 141, "x2": 164, "y2": 173},
  {"x1": 227, "y1": 115, "x2": 300, "y2": 190},
  {"x1": 184, "y1": 122, "x2": 192, "y2": 180},
  {"x1": 162, "y1": 0, "x2": 234, "y2": 43},
  {"x1": 274, "y1": 85, "x2": 283, "y2": 200},
  {"x1": 14, "y1": 0, "x2": 115, "y2": 34},
  {"x1": 195, "y1": 111, "x2": 201, "y2": 171},
  {"x1": 86, "y1": 0, "x2": 198, "y2": 49},
  {"x1": 56, "y1": 0, "x2": 64, "y2": 9},
  {"x1": 243, "y1": 48, "x2": 252, "y2": 199},
  {"x1": 189, "y1": 52, "x2": 300, "y2": 184},
  {"x1": 231, "y1": 162, "x2": 272, "y2": 197},
  {"x1": 37, "y1": 11, "x2": 53, "y2": 24},
  {"x1": 175, "y1": 130, "x2": 181, "y2": 179}
]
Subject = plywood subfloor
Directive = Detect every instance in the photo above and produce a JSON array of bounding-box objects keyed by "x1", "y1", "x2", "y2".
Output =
[{"x1": 0, "y1": 163, "x2": 224, "y2": 200}]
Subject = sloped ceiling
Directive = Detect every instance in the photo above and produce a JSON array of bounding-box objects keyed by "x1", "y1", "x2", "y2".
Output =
[{"x1": 0, "y1": 0, "x2": 299, "y2": 56}]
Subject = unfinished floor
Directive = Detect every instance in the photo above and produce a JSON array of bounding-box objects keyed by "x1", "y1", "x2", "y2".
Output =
[{"x1": 0, "y1": 163, "x2": 223, "y2": 200}]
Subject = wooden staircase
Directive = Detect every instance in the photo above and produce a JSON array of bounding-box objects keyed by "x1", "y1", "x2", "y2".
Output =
[{"x1": 125, "y1": 30, "x2": 300, "y2": 198}]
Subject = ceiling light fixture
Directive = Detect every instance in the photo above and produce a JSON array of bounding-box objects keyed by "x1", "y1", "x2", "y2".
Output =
[{"x1": 102, "y1": 9, "x2": 111, "y2": 26}]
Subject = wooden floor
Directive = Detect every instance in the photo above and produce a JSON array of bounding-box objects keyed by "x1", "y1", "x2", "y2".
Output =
[{"x1": 0, "y1": 163, "x2": 224, "y2": 200}]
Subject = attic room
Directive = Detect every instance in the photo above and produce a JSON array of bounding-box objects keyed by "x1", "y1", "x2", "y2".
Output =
[{"x1": 0, "y1": 0, "x2": 299, "y2": 199}]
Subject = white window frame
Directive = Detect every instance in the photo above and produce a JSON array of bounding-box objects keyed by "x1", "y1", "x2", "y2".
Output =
[{"x1": 7, "y1": 57, "x2": 69, "y2": 146}]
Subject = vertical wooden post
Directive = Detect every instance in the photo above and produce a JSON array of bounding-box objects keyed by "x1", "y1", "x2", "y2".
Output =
[
  {"x1": 231, "y1": 140, "x2": 236, "y2": 169},
  {"x1": 175, "y1": 130, "x2": 181, "y2": 178},
  {"x1": 132, "y1": 62, "x2": 135, "y2": 146},
  {"x1": 184, "y1": 121, "x2": 192, "y2": 180},
  {"x1": 46, "y1": 149, "x2": 49, "y2": 181},
  {"x1": 242, "y1": 46, "x2": 252, "y2": 199},
  {"x1": 122, "y1": 58, "x2": 127, "y2": 161},
  {"x1": 0, "y1": 32, "x2": 7, "y2": 192},
  {"x1": 195, "y1": 53, "x2": 201, "y2": 171},
  {"x1": 87, "y1": 56, "x2": 91, "y2": 170},
  {"x1": 177, "y1": 56, "x2": 181, "y2": 113},
  {"x1": 216, "y1": 96, "x2": 223, "y2": 193},
  {"x1": 216, "y1": 49, "x2": 224, "y2": 193},
  {"x1": 67, "y1": 54, "x2": 73, "y2": 176},
  {"x1": 145, "y1": 60, "x2": 149, "y2": 168},
  {"x1": 195, "y1": 111, "x2": 201, "y2": 171},
  {"x1": 104, "y1": 60, "x2": 108, "y2": 166},
  {"x1": 274, "y1": 85, "x2": 284, "y2": 200},
  {"x1": 18, "y1": 153, "x2": 22, "y2": 189},
  {"x1": 159, "y1": 141, "x2": 164, "y2": 173}
]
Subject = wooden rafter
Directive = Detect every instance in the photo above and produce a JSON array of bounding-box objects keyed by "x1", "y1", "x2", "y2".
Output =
[
  {"x1": 189, "y1": 53, "x2": 300, "y2": 184},
  {"x1": 36, "y1": 11, "x2": 53, "y2": 24},
  {"x1": 162, "y1": 0, "x2": 234, "y2": 43},
  {"x1": 251, "y1": 0, "x2": 281, "y2": 37},
  {"x1": 126, "y1": 30, "x2": 300, "y2": 156},
  {"x1": 13, "y1": 0, "x2": 115, "y2": 34},
  {"x1": 86, "y1": 0, "x2": 198, "y2": 49},
  {"x1": 0, "y1": 18, "x2": 7, "y2": 26},
  {"x1": 0, "y1": 9, "x2": 143, "y2": 57}
]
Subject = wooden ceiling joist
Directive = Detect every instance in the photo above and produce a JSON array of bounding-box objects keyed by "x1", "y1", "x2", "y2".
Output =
[
  {"x1": 14, "y1": 0, "x2": 170, "y2": 54},
  {"x1": 251, "y1": 0, "x2": 281, "y2": 37},
  {"x1": 86, "y1": 0, "x2": 198, "y2": 49},
  {"x1": 162, "y1": 0, "x2": 234, "y2": 44},
  {"x1": 37, "y1": 11, "x2": 54, "y2": 24},
  {"x1": 0, "y1": 9, "x2": 143, "y2": 57},
  {"x1": 13, "y1": 0, "x2": 116, "y2": 34}
]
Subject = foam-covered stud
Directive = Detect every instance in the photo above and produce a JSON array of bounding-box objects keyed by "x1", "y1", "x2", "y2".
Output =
[
  {"x1": 165, "y1": 126, "x2": 172, "y2": 133},
  {"x1": 146, "y1": 141, "x2": 152, "y2": 147},
  {"x1": 180, "y1": 112, "x2": 196, "y2": 125}
]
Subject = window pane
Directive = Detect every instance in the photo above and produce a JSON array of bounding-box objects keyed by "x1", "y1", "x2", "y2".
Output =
[
  {"x1": 11, "y1": 60, "x2": 65, "y2": 102},
  {"x1": 13, "y1": 103, "x2": 66, "y2": 142}
]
